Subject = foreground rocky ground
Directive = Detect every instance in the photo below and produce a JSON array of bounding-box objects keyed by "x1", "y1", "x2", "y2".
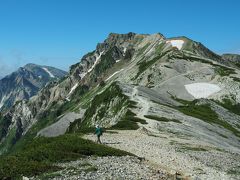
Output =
[
  {"x1": 32, "y1": 156, "x2": 170, "y2": 180},
  {"x1": 85, "y1": 130, "x2": 240, "y2": 180}
]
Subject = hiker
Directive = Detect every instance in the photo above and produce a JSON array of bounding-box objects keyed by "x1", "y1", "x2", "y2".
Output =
[{"x1": 95, "y1": 125, "x2": 103, "y2": 144}]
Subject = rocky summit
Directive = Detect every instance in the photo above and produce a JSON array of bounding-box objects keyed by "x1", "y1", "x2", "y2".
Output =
[{"x1": 0, "y1": 32, "x2": 240, "y2": 179}]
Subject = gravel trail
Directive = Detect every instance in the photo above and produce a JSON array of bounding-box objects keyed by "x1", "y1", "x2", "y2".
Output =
[
  {"x1": 32, "y1": 156, "x2": 169, "y2": 180},
  {"x1": 85, "y1": 130, "x2": 240, "y2": 180}
]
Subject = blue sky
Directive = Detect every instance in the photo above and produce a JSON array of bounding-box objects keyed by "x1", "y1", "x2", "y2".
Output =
[{"x1": 0, "y1": 0, "x2": 239, "y2": 77}]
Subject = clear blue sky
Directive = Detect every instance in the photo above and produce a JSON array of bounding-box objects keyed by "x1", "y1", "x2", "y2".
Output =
[{"x1": 0, "y1": 0, "x2": 239, "y2": 77}]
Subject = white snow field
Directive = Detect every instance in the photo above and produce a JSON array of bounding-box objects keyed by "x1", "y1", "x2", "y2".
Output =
[
  {"x1": 42, "y1": 67, "x2": 55, "y2": 78},
  {"x1": 185, "y1": 83, "x2": 221, "y2": 99},
  {"x1": 166, "y1": 40, "x2": 184, "y2": 50},
  {"x1": 0, "y1": 95, "x2": 6, "y2": 109}
]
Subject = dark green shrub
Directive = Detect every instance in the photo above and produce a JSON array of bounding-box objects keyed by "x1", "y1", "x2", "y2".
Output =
[
  {"x1": 0, "y1": 134, "x2": 132, "y2": 179},
  {"x1": 144, "y1": 115, "x2": 181, "y2": 123}
]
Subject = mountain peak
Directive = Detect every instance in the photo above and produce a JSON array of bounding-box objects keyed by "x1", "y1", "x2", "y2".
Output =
[
  {"x1": 0, "y1": 64, "x2": 67, "y2": 110},
  {"x1": 24, "y1": 63, "x2": 39, "y2": 67},
  {"x1": 107, "y1": 32, "x2": 165, "y2": 41},
  {"x1": 103, "y1": 32, "x2": 137, "y2": 46},
  {"x1": 107, "y1": 32, "x2": 136, "y2": 39}
]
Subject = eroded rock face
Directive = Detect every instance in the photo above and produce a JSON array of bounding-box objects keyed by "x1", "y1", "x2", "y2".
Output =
[{"x1": 69, "y1": 32, "x2": 140, "y2": 83}]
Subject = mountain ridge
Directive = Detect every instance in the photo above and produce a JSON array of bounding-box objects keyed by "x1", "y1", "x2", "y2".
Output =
[{"x1": 0, "y1": 32, "x2": 240, "y2": 179}]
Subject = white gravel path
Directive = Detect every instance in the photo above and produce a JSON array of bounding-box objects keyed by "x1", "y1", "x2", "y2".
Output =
[
  {"x1": 84, "y1": 130, "x2": 240, "y2": 180},
  {"x1": 34, "y1": 156, "x2": 168, "y2": 180}
]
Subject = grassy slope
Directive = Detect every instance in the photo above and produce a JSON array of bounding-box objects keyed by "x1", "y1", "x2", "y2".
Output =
[
  {"x1": 68, "y1": 82, "x2": 146, "y2": 133},
  {"x1": 135, "y1": 42, "x2": 171, "y2": 79},
  {"x1": 172, "y1": 98, "x2": 240, "y2": 138},
  {"x1": 0, "y1": 134, "x2": 131, "y2": 179},
  {"x1": 110, "y1": 110, "x2": 147, "y2": 130},
  {"x1": 144, "y1": 115, "x2": 181, "y2": 123},
  {"x1": 215, "y1": 98, "x2": 240, "y2": 116}
]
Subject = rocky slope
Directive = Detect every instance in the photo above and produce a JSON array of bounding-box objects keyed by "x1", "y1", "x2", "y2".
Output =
[
  {"x1": 31, "y1": 156, "x2": 169, "y2": 180},
  {"x1": 222, "y1": 53, "x2": 240, "y2": 69},
  {"x1": 85, "y1": 130, "x2": 240, "y2": 179},
  {"x1": 0, "y1": 63, "x2": 67, "y2": 111},
  {"x1": 0, "y1": 32, "x2": 240, "y2": 179},
  {"x1": 222, "y1": 53, "x2": 240, "y2": 62}
]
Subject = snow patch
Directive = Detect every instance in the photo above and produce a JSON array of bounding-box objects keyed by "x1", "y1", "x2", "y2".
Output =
[
  {"x1": 166, "y1": 40, "x2": 184, "y2": 50},
  {"x1": 87, "y1": 51, "x2": 104, "y2": 73},
  {"x1": 0, "y1": 95, "x2": 6, "y2": 109},
  {"x1": 65, "y1": 97, "x2": 71, "y2": 102},
  {"x1": 65, "y1": 83, "x2": 79, "y2": 101},
  {"x1": 123, "y1": 47, "x2": 127, "y2": 55},
  {"x1": 42, "y1": 67, "x2": 55, "y2": 78},
  {"x1": 185, "y1": 83, "x2": 221, "y2": 99},
  {"x1": 68, "y1": 83, "x2": 79, "y2": 96},
  {"x1": 79, "y1": 72, "x2": 87, "y2": 79},
  {"x1": 78, "y1": 51, "x2": 104, "y2": 80},
  {"x1": 106, "y1": 69, "x2": 124, "y2": 81},
  {"x1": 116, "y1": 59, "x2": 121, "y2": 63}
]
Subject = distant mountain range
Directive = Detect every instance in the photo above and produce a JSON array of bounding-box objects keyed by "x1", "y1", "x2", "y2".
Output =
[{"x1": 0, "y1": 63, "x2": 67, "y2": 111}]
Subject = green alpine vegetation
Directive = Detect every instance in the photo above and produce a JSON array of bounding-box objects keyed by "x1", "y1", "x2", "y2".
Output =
[
  {"x1": 144, "y1": 115, "x2": 181, "y2": 123},
  {"x1": 110, "y1": 110, "x2": 147, "y2": 130},
  {"x1": 68, "y1": 82, "x2": 147, "y2": 133},
  {"x1": 177, "y1": 100, "x2": 240, "y2": 138},
  {"x1": 215, "y1": 66, "x2": 236, "y2": 76},
  {"x1": 0, "y1": 134, "x2": 132, "y2": 179},
  {"x1": 68, "y1": 82, "x2": 130, "y2": 133},
  {"x1": 136, "y1": 43, "x2": 150, "y2": 57},
  {"x1": 91, "y1": 48, "x2": 116, "y2": 83},
  {"x1": 215, "y1": 98, "x2": 240, "y2": 116}
]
